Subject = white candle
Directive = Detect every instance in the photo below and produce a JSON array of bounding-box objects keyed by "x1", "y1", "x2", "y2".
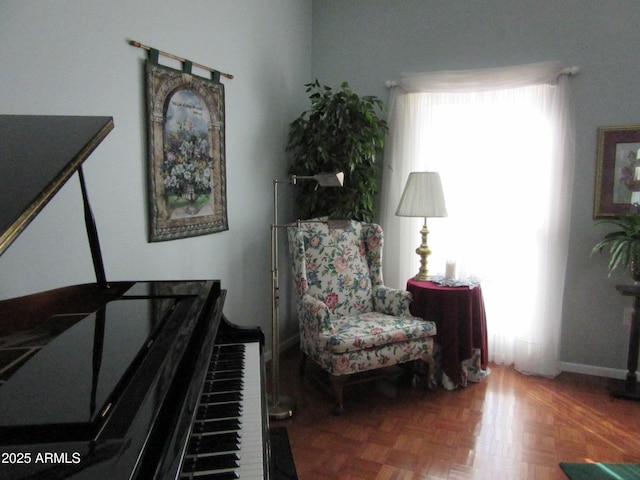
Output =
[
  {"x1": 445, "y1": 260, "x2": 456, "y2": 279},
  {"x1": 635, "y1": 166, "x2": 640, "y2": 181}
]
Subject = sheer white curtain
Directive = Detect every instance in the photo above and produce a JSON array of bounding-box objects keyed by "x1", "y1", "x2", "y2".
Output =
[{"x1": 380, "y1": 62, "x2": 576, "y2": 377}]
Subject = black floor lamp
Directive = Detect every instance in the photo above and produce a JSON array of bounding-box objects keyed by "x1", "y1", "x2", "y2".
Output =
[{"x1": 269, "y1": 172, "x2": 344, "y2": 419}]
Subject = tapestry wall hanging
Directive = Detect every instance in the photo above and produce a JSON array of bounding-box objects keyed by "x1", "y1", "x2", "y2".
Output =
[{"x1": 145, "y1": 60, "x2": 228, "y2": 241}]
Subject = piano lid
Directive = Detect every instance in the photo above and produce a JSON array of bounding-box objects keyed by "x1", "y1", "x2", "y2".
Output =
[
  {"x1": 0, "y1": 115, "x2": 114, "y2": 257},
  {"x1": 0, "y1": 297, "x2": 168, "y2": 428}
]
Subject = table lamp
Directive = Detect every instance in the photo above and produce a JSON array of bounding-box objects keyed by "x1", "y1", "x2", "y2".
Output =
[{"x1": 395, "y1": 171, "x2": 448, "y2": 281}]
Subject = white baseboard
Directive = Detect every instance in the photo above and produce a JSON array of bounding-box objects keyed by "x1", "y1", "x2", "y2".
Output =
[{"x1": 559, "y1": 361, "x2": 636, "y2": 381}]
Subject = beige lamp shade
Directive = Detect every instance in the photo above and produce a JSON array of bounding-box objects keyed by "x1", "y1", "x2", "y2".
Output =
[
  {"x1": 395, "y1": 171, "x2": 448, "y2": 218},
  {"x1": 395, "y1": 171, "x2": 447, "y2": 281}
]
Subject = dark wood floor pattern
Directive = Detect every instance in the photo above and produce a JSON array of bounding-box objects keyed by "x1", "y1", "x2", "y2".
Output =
[{"x1": 269, "y1": 348, "x2": 640, "y2": 479}]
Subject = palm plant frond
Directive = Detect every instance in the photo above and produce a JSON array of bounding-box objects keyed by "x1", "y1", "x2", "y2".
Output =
[{"x1": 592, "y1": 214, "x2": 640, "y2": 276}]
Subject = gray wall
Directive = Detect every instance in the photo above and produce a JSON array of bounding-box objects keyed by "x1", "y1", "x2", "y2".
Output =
[
  {"x1": 0, "y1": 0, "x2": 312, "y2": 356},
  {"x1": 2, "y1": 0, "x2": 638, "y2": 374},
  {"x1": 311, "y1": 0, "x2": 640, "y2": 374}
]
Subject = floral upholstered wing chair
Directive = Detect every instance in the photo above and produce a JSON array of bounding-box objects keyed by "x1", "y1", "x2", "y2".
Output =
[{"x1": 287, "y1": 220, "x2": 437, "y2": 414}]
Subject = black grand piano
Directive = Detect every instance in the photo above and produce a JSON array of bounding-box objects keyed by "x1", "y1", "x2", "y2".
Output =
[{"x1": 0, "y1": 116, "x2": 295, "y2": 479}]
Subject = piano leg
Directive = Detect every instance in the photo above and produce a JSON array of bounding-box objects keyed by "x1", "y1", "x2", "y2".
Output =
[{"x1": 269, "y1": 427, "x2": 298, "y2": 480}]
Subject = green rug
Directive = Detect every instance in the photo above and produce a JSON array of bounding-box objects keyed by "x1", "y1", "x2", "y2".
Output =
[{"x1": 560, "y1": 462, "x2": 640, "y2": 480}]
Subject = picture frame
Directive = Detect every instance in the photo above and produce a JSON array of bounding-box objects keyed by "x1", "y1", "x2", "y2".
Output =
[
  {"x1": 594, "y1": 125, "x2": 640, "y2": 218},
  {"x1": 145, "y1": 60, "x2": 228, "y2": 241}
]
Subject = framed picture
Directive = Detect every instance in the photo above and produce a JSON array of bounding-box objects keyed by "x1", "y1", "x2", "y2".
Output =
[
  {"x1": 145, "y1": 60, "x2": 228, "y2": 241},
  {"x1": 594, "y1": 125, "x2": 640, "y2": 218}
]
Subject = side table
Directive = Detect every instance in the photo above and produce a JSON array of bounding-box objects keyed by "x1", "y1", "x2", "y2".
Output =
[
  {"x1": 612, "y1": 285, "x2": 640, "y2": 400},
  {"x1": 406, "y1": 278, "x2": 489, "y2": 388}
]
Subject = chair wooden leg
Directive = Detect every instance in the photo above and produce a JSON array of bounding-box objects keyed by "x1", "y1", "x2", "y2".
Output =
[
  {"x1": 421, "y1": 357, "x2": 437, "y2": 391},
  {"x1": 411, "y1": 358, "x2": 435, "y2": 391},
  {"x1": 330, "y1": 375, "x2": 347, "y2": 415}
]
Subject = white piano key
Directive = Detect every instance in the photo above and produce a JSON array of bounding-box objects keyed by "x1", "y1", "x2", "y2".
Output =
[
  {"x1": 235, "y1": 342, "x2": 265, "y2": 479},
  {"x1": 181, "y1": 342, "x2": 265, "y2": 480}
]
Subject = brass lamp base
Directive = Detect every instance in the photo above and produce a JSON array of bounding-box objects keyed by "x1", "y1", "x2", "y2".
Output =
[
  {"x1": 414, "y1": 271, "x2": 431, "y2": 282},
  {"x1": 268, "y1": 395, "x2": 296, "y2": 420},
  {"x1": 414, "y1": 219, "x2": 431, "y2": 281}
]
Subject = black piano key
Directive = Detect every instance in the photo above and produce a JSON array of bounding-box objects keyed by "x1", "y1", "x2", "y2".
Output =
[
  {"x1": 186, "y1": 452, "x2": 239, "y2": 471},
  {"x1": 211, "y1": 354, "x2": 245, "y2": 364},
  {"x1": 181, "y1": 472, "x2": 239, "y2": 480},
  {"x1": 216, "y1": 351, "x2": 244, "y2": 357},
  {"x1": 208, "y1": 363, "x2": 244, "y2": 375},
  {"x1": 188, "y1": 433, "x2": 240, "y2": 453},
  {"x1": 222, "y1": 344, "x2": 245, "y2": 351},
  {"x1": 199, "y1": 391, "x2": 242, "y2": 404},
  {"x1": 179, "y1": 343, "x2": 259, "y2": 480},
  {"x1": 203, "y1": 379, "x2": 243, "y2": 391},
  {"x1": 192, "y1": 418, "x2": 240, "y2": 434},
  {"x1": 180, "y1": 458, "x2": 240, "y2": 479},
  {"x1": 211, "y1": 350, "x2": 244, "y2": 358},
  {"x1": 204, "y1": 376, "x2": 243, "y2": 385},
  {"x1": 205, "y1": 370, "x2": 243, "y2": 380},
  {"x1": 211, "y1": 345, "x2": 244, "y2": 355},
  {"x1": 209, "y1": 355, "x2": 244, "y2": 364},
  {"x1": 197, "y1": 402, "x2": 241, "y2": 420},
  {"x1": 201, "y1": 379, "x2": 242, "y2": 391},
  {"x1": 199, "y1": 392, "x2": 242, "y2": 404}
]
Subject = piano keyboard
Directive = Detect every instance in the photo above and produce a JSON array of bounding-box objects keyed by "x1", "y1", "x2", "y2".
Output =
[{"x1": 179, "y1": 342, "x2": 265, "y2": 480}]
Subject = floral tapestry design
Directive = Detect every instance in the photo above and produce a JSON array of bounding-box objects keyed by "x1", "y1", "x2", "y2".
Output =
[{"x1": 146, "y1": 61, "x2": 228, "y2": 241}]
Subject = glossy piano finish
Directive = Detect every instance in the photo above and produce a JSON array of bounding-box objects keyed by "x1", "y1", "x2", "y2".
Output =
[
  {"x1": 0, "y1": 116, "x2": 275, "y2": 479},
  {"x1": 0, "y1": 115, "x2": 113, "y2": 257},
  {"x1": 0, "y1": 280, "x2": 223, "y2": 479}
]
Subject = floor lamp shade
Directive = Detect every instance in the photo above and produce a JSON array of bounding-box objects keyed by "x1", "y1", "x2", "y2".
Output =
[
  {"x1": 395, "y1": 172, "x2": 447, "y2": 281},
  {"x1": 292, "y1": 171, "x2": 345, "y2": 187}
]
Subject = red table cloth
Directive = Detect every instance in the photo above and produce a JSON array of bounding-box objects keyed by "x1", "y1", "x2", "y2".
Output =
[{"x1": 406, "y1": 279, "x2": 489, "y2": 386}]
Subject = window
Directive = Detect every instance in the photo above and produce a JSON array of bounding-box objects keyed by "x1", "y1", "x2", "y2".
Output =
[{"x1": 381, "y1": 63, "x2": 576, "y2": 376}]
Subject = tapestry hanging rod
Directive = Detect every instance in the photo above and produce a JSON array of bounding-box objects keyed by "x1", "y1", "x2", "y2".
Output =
[{"x1": 128, "y1": 39, "x2": 234, "y2": 80}]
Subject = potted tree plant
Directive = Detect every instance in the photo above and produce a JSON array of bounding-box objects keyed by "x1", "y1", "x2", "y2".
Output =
[
  {"x1": 286, "y1": 80, "x2": 388, "y2": 222},
  {"x1": 592, "y1": 213, "x2": 640, "y2": 280}
]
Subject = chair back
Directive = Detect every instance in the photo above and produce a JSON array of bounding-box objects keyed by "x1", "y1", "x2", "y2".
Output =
[{"x1": 288, "y1": 220, "x2": 385, "y2": 317}]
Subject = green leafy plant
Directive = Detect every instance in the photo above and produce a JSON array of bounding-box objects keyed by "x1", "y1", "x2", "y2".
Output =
[
  {"x1": 592, "y1": 214, "x2": 640, "y2": 278},
  {"x1": 286, "y1": 80, "x2": 388, "y2": 222}
]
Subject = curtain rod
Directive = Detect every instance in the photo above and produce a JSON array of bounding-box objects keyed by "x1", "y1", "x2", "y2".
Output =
[
  {"x1": 386, "y1": 63, "x2": 580, "y2": 88},
  {"x1": 128, "y1": 39, "x2": 234, "y2": 80}
]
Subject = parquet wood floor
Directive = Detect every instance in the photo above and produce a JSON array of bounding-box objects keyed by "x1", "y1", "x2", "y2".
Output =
[{"x1": 269, "y1": 347, "x2": 640, "y2": 480}]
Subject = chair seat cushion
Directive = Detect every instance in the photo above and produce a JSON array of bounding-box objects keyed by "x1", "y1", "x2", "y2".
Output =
[{"x1": 320, "y1": 312, "x2": 437, "y2": 354}]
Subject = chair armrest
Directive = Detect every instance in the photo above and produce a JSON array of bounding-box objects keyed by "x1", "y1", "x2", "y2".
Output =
[
  {"x1": 373, "y1": 285, "x2": 413, "y2": 316},
  {"x1": 299, "y1": 293, "x2": 334, "y2": 334}
]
